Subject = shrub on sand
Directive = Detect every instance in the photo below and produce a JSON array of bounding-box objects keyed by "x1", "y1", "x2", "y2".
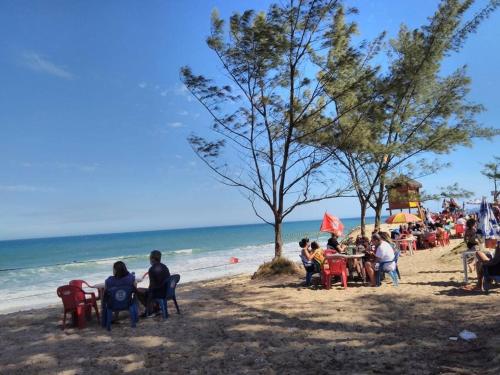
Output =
[{"x1": 252, "y1": 257, "x2": 301, "y2": 279}]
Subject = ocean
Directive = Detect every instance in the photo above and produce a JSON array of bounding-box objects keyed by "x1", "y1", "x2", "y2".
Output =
[{"x1": 0, "y1": 217, "x2": 370, "y2": 313}]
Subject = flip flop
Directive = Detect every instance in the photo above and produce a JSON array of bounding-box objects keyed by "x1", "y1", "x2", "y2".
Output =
[{"x1": 461, "y1": 285, "x2": 481, "y2": 291}]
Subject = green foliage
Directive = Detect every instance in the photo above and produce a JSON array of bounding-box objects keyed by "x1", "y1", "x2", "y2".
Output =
[
  {"x1": 481, "y1": 155, "x2": 500, "y2": 201},
  {"x1": 181, "y1": 0, "x2": 373, "y2": 257},
  {"x1": 312, "y1": 0, "x2": 499, "y2": 229},
  {"x1": 421, "y1": 182, "x2": 474, "y2": 202}
]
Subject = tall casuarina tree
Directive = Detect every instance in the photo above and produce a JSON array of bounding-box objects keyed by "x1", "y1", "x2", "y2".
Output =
[{"x1": 181, "y1": 1, "x2": 373, "y2": 259}]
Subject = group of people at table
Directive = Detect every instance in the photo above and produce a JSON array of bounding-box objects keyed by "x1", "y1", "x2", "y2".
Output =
[
  {"x1": 299, "y1": 212, "x2": 500, "y2": 290},
  {"x1": 300, "y1": 232, "x2": 397, "y2": 287},
  {"x1": 98, "y1": 250, "x2": 171, "y2": 319}
]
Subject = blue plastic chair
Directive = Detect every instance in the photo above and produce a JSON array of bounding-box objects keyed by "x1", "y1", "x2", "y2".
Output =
[
  {"x1": 102, "y1": 286, "x2": 138, "y2": 331},
  {"x1": 483, "y1": 266, "x2": 500, "y2": 294},
  {"x1": 151, "y1": 274, "x2": 181, "y2": 319},
  {"x1": 376, "y1": 250, "x2": 400, "y2": 287}
]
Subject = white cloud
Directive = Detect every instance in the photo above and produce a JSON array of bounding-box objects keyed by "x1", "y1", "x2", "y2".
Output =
[
  {"x1": 21, "y1": 51, "x2": 74, "y2": 80},
  {"x1": 0, "y1": 185, "x2": 56, "y2": 193},
  {"x1": 168, "y1": 122, "x2": 184, "y2": 128},
  {"x1": 175, "y1": 84, "x2": 194, "y2": 102},
  {"x1": 178, "y1": 110, "x2": 189, "y2": 116},
  {"x1": 136, "y1": 82, "x2": 194, "y2": 102},
  {"x1": 175, "y1": 154, "x2": 183, "y2": 159},
  {"x1": 18, "y1": 161, "x2": 99, "y2": 173}
]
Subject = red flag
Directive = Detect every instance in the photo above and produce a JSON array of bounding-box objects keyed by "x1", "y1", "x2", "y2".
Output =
[{"x1": 320, "y1": 212, "x2": 344, "y2": 235}]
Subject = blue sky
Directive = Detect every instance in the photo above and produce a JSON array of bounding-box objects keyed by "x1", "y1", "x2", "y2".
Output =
[{"x1": 0, "y1": 0, "x2": 499, "y2": 240}]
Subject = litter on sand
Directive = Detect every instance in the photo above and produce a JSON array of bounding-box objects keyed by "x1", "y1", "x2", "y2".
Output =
[{"x1": 458, "y1": 330, "x2": 477, "y2": 341}]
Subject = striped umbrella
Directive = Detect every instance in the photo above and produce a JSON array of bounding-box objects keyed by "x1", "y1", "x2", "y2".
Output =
[
  {"x1": 385, "y1": 212, "x2": 422, "y2": 224},
  {"x1": 478, "y1": 197, "x2": 500, "y2": 239}
]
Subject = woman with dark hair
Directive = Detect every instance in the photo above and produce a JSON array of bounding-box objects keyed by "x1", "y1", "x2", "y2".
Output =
[
  {"x1": 104, "y1": 261, "x2": 136, "y2": 290},
  {"x1": 101, "y1": 261, "x2": 137, "y2": 325},
  {"x1": 299, "y1": 238, "x2": 318, "y2": 286}
]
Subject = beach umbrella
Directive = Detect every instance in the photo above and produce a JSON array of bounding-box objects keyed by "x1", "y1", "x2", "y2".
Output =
[
  {"x1": 385, "y1": 212, "x2": 422, "y2": 224},
  {"x1": 320, "y1": 212, "x2": 344, "y2": 235},
  {"x1": 478, "y1": 197, "x2": 500, "y2": 239}
]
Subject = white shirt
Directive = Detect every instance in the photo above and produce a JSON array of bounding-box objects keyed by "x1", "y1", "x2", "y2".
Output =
[{"x1": 376, "y1": 241, "x2": 396, "y2": 271}]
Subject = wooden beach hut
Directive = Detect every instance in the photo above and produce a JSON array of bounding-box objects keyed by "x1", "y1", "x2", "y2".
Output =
[{"x1": 386, "y1": 176, "x2": 423, "y2": 217}]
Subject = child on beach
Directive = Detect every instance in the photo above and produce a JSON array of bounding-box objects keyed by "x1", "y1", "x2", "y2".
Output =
[{"x1": 310, "y1": 241, "x2": 326, "y2": 266}]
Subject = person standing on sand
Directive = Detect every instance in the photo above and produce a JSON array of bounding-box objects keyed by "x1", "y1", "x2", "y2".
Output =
[{"x1": 136, "y1": 250, "x2": 170, "y2": 317}]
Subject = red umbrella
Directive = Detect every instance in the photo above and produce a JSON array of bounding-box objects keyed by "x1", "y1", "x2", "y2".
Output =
[{"x1": 320, "y1": 212, "x2": 344, "y2": 235}]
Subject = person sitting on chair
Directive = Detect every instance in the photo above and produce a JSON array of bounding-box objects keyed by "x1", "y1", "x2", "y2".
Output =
[
  {"x1": 103, "y1": 261, "x2": 136, "y2": 324},
  {"x1": 310, "y1": 241, "x2": 326, "y2": 267},
  {"x1": 136, "y1": 250, "x2": 170, "y2": 317},
  {"x1": 299, "y1": 238, "x2": 319, "y2": 286},
  {"x1": 364, "y1": 233, "x2": 396, "y2": 287},
  {"x1": 327, "y1": 233, "x2": 345, "y2": 253},
  {"x1": 105, "y1": 261, "x2": 136, "y2": 290},
  {"x1": 464, "y1": 241, "x2": 500, "y2": 291}
]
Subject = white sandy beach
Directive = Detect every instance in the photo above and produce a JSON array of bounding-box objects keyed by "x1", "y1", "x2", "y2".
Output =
[{"x1": 1, "y1": 230, "x2": 499, "y2": 375}]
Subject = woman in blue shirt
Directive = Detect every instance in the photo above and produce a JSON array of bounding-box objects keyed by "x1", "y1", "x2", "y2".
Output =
[
  {"x1": 102, "y1": 261, "x2": 136, "y2": 325},
  {"x1": 104, "y1": 261, "x2": 136, "y2": 290}
]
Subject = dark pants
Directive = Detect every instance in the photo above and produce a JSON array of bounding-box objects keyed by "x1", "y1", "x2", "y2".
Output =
[
  {"x1": 136, "y1": 288, "x2": 152, "y2": 311},
  {"x1": 137, "y1": 287, "x2": 163, "y2": 314}
]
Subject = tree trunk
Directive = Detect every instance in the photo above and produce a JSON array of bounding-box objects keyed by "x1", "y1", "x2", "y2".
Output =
[
  {"x1": 360, "y1": 200, "x2": 367, "y2": 237},
  {"x1": 274, "y1": 220, "x2": 283, "y2": 259},
  {"x1": 374, "y1": 172, "x2": 386, "y2": 231},
  {"x1": 495, "y1": 179, "x2": 499, "y2": 203}
]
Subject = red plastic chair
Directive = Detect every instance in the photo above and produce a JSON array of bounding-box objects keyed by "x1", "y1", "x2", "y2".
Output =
[
  {"x1": 439, "y1": 231, "x2": 450, "y2": 246},
  {"x1": 398, "y1": 235, "x2": 409, "y2": 253},
  {"x1": 324, "y1": 249, "x2": 336, "y2": 256},
  {"x1": 454, "y1": 224, "x2": 465, "y2": 238},
  {"x1": 321, "y1": 258, "x2": 348, "y2": 289},
  {"x1": 69, "y1": 279, "x2": 100, "y2": 300},
  {"x1": 424, "y1": 233, "x2": 437, "y2": 248},
  {"x1": 56, "y1": 285, "x2": 96, "y2": 329},
  {"x1": 69, "y1": 280, "x2": 100, "y2": 321}
]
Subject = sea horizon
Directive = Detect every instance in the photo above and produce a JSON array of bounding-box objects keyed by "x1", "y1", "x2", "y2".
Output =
[{"x1": 0, "y1": 214, "x2": 377, "y2": 243}]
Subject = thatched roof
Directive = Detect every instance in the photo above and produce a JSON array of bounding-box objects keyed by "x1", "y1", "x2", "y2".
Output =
[{"x1": 387, "y1": 176, "x2": 422, "y2": 189}]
